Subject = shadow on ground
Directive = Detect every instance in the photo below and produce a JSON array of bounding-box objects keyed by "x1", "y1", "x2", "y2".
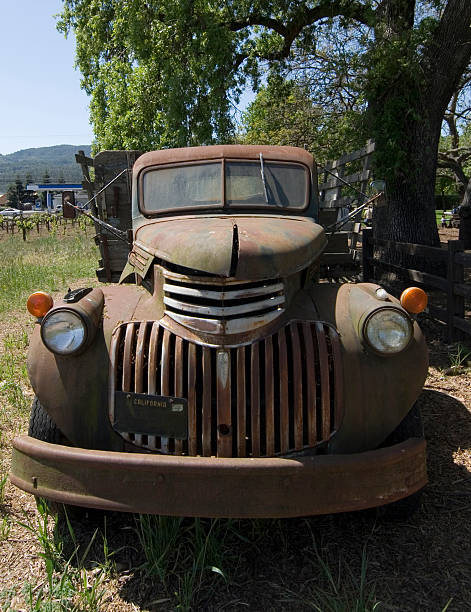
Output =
[{"x1": 52, "y1": 385, "x2": 471, "y2": 612}]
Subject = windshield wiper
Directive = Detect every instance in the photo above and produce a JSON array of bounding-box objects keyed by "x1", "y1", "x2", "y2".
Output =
[{"x1": 259, "y1": 153, "x2": 269, "y2": 204}]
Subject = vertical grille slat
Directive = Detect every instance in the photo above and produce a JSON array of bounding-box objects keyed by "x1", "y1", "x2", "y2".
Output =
[
  {"x1": 134, "y1": 321, "x2": 147, "y2": 394},
  {"x1": 111, "y1": 320, "x2": 343, "y2": 458},
  {"x1": 250, "y1": 343, "x2": 261, "y2": 457},
  {"x1": 290, "y1": 322, "x2": 304, "y2": 449},
  {"x1": 202, "y1": 347, "x2": 212, "y2": 456},
  {"x1": 329, "y1": 326, "x2": 345, "y2": 428},
  {"x1": 122, "y1": 323, "x2": 135, "y2": 392},
  {"x1": 303, "y1": 321, "x2": 317, "y2": 445},
  {"x1": 216, "y1": 350, "x2": 232, "y2": 457},
  {"x1": 278, "y1": 328, "x2": 290, "y2": 454},
  {"x1": 147, "y1": 322, "x2": 160, "y2": 450},
  {"x1": 236, "y1": 347, "x2": 246, "y2": 457},
  {"x1": 316, "y1": 322, "x2": 332, "y2": 440},
  {"x1": 187, "y1": 343, "x2": 197, "y2": 455},
  {"x1": 265, "y1": 336, "x2": 275, "y2": 456},
  {"x1": 174, "y1": 337, "x2": 184, "y2": 455}
]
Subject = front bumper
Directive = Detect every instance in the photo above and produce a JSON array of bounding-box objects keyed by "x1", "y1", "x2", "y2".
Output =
[{"x1": 10, "y1": 435, "x2": 427, "y2": 518}]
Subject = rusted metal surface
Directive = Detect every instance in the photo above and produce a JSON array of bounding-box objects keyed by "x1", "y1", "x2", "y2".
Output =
[
  {"x1": 133, "y1": 215, "x2": 327, "y2": 280},
  {"x1": 133, "y1": 144, "x2": 315, "y2": 176},
  {"x1": 309, "y1": 282, "x2": 429, "y2": 453},
  {"x1": 109, "y1": 319, "x2": 342, "y2": 458},
  {"x1": 11, "y1": 435, "x2": 428, "y2": 518}
]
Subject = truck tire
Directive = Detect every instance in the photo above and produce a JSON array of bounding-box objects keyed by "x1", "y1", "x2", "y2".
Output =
[
  {"x1": 378, "y1": 403, "x2": 425, "y2": 520},
  {"x1": 28, "y1": 397, "x2": 106, "y2": 524},
  {"x1": 28, "y1": 397, "x2": 63, "y2": 443}
]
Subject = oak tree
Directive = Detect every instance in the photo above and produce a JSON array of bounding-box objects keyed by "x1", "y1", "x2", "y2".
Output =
[{"x1": 59, "y1": 0, "x2": 471, "y2": 246}]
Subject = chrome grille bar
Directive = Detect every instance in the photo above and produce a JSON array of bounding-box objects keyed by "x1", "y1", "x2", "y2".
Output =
[{"x1": 162, "y1": 269, "x2": 285, "y2": 334}]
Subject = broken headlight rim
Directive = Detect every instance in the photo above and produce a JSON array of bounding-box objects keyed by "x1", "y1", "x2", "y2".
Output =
[
  {"x1": 361, "y1": 307, "x2": 413, "y2": 356},
  {"x1": 40, "y1": 308, "x2": 89, "y2": 356}
]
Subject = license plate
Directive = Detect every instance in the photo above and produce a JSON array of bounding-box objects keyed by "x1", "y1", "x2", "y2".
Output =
[{"x1": 113, "y1": 391, "x2": 188, "y2": 439}]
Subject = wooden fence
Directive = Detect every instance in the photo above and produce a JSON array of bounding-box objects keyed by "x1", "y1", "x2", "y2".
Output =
[{"x1": 362, "y1": 228, "x2": 471, "y2": 341}]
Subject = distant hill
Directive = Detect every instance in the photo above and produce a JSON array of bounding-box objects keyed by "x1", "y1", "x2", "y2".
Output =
[{"x1": 0, "y1": 145, "x2": 92, "y2": 193}]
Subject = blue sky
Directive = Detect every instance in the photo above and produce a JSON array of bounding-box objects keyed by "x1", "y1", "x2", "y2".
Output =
[
  {"x1": 0, "y1": 1, "x2": 94, "y2": 155},
  {"x1": 0, "y1": 1, "x2": 255, "y2": 156}
]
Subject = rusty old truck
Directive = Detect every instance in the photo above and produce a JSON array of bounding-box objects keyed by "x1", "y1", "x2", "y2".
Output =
[{"x1": 10, "y1": 145, "x2": 429, "y2": 517}]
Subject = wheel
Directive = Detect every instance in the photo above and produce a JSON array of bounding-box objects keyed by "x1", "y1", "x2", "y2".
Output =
[
  {"x1": 386, "y1": 402, "x2": 424, "y2": 444},
  {"x1": 28, "y1": 398, "x2": 90, "y2": 520},
  {"x1": 28, "y1": 397, "x2": 63, "y2": 443},
  {"x1": 377, "y1": 403, "x2": 425, "y2": 519}
]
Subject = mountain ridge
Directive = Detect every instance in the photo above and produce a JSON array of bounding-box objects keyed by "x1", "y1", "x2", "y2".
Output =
[{"x1": 0, "y1": 144, "x2": 92, "y2": 193}]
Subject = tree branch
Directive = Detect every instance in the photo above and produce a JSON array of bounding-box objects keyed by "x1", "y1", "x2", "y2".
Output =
[{"x1": 227, "y1": 0, "x2": 374, "y2": 62}]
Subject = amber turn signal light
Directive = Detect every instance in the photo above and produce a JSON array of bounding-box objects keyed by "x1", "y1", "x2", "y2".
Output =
[
  {"x1": 400, "y1": 287, "x2": 428, "y2": 314},
  {"x1": 27, "y1": 292, "x2": 54, "y2": 318}
]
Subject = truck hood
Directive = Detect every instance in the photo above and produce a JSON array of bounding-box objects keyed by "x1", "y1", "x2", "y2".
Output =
[{"x1": 133, "y1": 215, "x2": 327, "y2": 279}]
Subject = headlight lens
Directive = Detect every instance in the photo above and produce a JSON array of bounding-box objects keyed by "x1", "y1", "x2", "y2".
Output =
[
  {"x1": 41, "y1": 310, "x2": 87, "y2": 355},
  {"x1": 363, "y1": 308, "x2": 413, "y2": 354}
]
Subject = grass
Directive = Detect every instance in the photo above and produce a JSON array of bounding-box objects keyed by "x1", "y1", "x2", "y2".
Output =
[
  {"x1": 0, "y1": 225, "x2": 98, "y2": 315},
  {"x1": 136, "y1": 515, "x2": 235, "y2": 611},
  {"x1": 18, "y1": 501, "x2": 110, "y2": 611}
]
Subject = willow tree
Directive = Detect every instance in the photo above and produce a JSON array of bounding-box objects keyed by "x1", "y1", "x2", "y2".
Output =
[{"x1": 59, "y1": 0, "x2": 471, "y2": 246}]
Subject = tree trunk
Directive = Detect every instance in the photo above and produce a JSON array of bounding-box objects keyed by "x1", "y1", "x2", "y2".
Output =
[
  {"x1": 369, "y1": 0, "x2": 471, "y2": 252},
  {"x1": 459, "y1": 177, "x2": 471, "y2": 248},
  {"x1": 372, "y1": 115, "x2": 441, "y2": 248}
]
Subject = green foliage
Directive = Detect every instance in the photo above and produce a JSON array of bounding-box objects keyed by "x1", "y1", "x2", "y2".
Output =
[
  {"x1": 241, "y1": 77, "x2": 366, "y2": 163},
  {"x1": 136, "y1": 515, "x2": 234, "y2": 610},
  {"x1": 59, "y1": 0, "x2": 245, "y2": 151},
  {"x1": 6, "y1": 179, "x2": 28, "y2": 209}
]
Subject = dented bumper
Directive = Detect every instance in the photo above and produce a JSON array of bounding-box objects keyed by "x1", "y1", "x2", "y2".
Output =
[{"x1": 10, "y1": 435, "x2": 427, "y2": 518}]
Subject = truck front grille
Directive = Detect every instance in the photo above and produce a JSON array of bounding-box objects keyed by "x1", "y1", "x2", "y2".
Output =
[
  {"x1": 162, "y1": 270, "x2": 285, "y2": 334},
  {"x1": 109, "y1": 320, "x2": 344, "y2": 458}
]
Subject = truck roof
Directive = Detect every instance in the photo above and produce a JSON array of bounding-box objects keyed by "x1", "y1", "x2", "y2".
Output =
[{"x1": 133, "y1": 144, "x2": 315, "y2": 173}]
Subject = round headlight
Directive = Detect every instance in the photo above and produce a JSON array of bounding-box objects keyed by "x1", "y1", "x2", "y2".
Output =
[
  {"x1": 362, "y1": 308, "x2": 413, "y2": 355},
  {"x1": 41, "y1": 309, "x2": 87, "y2": 355}
]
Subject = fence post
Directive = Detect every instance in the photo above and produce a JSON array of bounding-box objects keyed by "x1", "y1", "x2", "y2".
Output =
[
  {"x1": 362, "y1": 228, "x2": 374, "y2": 282},
  {"x1": 446, "y1": 240, "x2": 465, "y2": 342}
]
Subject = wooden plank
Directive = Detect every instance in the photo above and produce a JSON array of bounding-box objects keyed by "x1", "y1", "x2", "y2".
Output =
[
  {"x1": 373, "y1": 238, "x2": 448, "y2": 262},
  {"x1": 447, "y1": 240, "x2": 465, "y2": 342},
  {"x1": 428, "y1": 304, "x2": 447, "y2": 322},
  {"x1": 320, "y1": 253, "x2": 355, "y2": 265},
  {"x1": 323, "y1": 233, "x2": 349, "y2": 253},
  {"x1": 364, "y1": 258, "x2": 449, "y2": 291},
  {"x1": 455, "y1": 251, "x2": 471, "y2": 266},
  {"x1": 75, "y1": 152, "x2": 94, "y2": 166},
  {"x1": 452, "y1": 316, "x2": 471, "y2": 337},
  {"x1": 319, "y1": 196, "x2": 356, "y2": 209},
  {"x1": 319, "y1": 169, "x2": 371, "y2": 191},
  {"x1": 454, "y1": 282, "x2": 471, "y2": 299}
]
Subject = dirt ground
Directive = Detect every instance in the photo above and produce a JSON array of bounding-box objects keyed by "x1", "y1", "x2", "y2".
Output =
[{"x1": 0, "y1": 269, "x2": 470, "y2": 610}]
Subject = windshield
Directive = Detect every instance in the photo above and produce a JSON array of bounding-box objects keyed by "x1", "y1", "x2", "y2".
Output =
[
  {"x1": 226, "y1": 161, "x2": 307, "y2": 208},
  {"x1": 140, "y1": 160, "x2": 308, "y2": 213}
]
